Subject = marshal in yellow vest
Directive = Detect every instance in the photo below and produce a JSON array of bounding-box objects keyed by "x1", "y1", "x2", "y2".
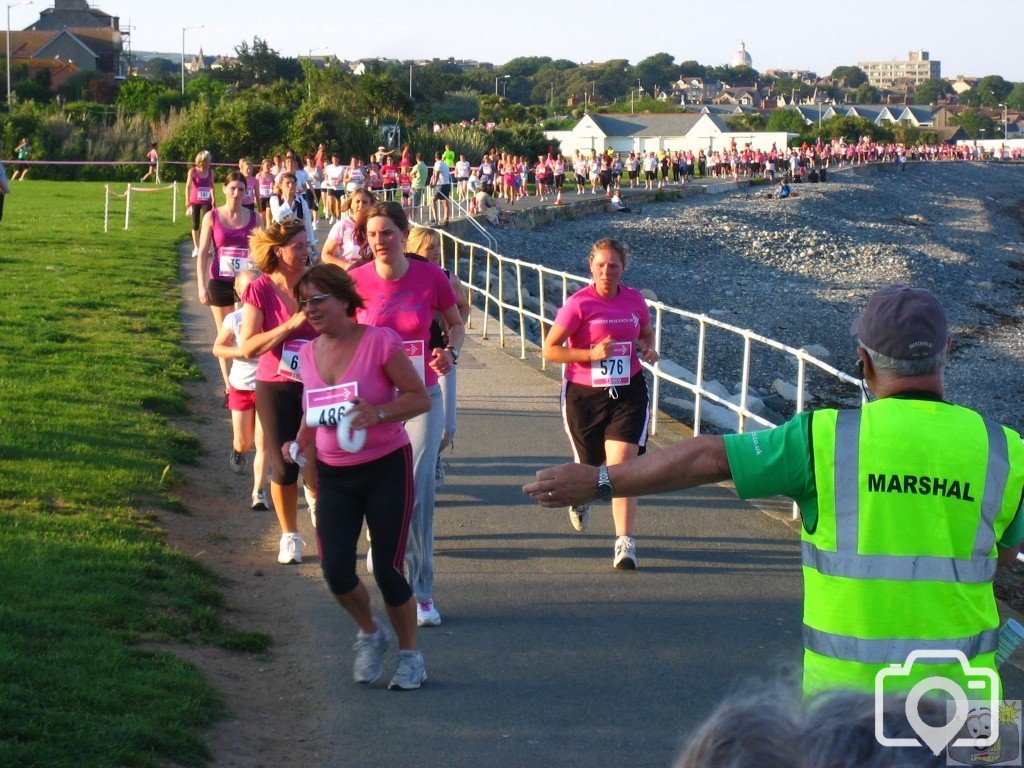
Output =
[{"x1": 802, "y1": 397, "x2": 1024, "y2": 698}]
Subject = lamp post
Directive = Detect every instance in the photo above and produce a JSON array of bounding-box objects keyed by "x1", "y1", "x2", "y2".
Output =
[
  {"x1": 181, "y1": 24, "x2": 203, "y2": 95},
  {"x1": 494, "y1": 74, "x2": 509, "y2": 95},
  {"x1": 6, "y1": 0, "x2": 32, "y2": 109},
  {"x1": 1000, "y1": 103, "x2": 1007, "y2": 138},
  {"x1": 305, "y1": 46, "x2": 324, "y2": 100}
]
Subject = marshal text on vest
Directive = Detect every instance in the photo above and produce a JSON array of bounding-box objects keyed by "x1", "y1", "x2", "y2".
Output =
[{"x1": 866, "y1": 473, "x2": 975, "y2": 501}]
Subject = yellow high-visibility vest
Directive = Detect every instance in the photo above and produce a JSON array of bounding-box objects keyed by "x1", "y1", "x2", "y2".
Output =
[{"x1": 803, "y1": 398, "x2": 1024, "y2": 697}]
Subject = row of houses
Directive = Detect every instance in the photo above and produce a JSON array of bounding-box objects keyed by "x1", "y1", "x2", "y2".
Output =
[
  {"x1": 546, "y1": 102, "x2": 1023, "y2": 158},
  {"x1": 547, "y1": 113, "x2": 793, "y2": 157}
]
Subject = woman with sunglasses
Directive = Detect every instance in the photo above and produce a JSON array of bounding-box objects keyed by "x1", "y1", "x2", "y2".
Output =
[
  {"x1": 196, "y1": 170, "x2": 262, "y2": 394},
  {"x1": 283, "y1": 264, "x2": 431, "y2": 690},
  {"x1": 240, "y1": 220, "x2": 319, "y2": 565},
  {"x1": 351, "y1": 202, "x2": 464, "y2": 628}
]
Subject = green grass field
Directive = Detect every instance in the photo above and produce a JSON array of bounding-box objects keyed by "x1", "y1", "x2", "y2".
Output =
[{"x1": 0, "y1": 181, "x2": 269, "y2": 767}]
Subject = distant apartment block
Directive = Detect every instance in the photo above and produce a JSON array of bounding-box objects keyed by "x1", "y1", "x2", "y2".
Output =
[{"x1": 857, "y1": 51, "x2": 940, "y2": 89}]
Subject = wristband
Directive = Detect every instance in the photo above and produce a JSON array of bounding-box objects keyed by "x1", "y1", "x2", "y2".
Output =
[{"x1": 376, "y1": 406, "x2": 386, "y2": 423}]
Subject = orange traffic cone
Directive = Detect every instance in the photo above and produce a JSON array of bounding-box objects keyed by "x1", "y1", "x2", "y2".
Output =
[{"x1": 554, "y1": 189, "x2": 563, "y2": 205}]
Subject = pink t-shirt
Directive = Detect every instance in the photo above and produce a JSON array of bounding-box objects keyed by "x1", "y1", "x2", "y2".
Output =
[
  {"x1": 299, "y1": 325, "x2": 409, "y2": 467},
  {"x1": 553, "y1": 284, "x2": 652, "y2": 387},
  {"x1": 350, "y1": 259, "x2": 457, "y2": 388},
  {"x1": 242, "y1": 274, "x2": 319, "y2": 383}
]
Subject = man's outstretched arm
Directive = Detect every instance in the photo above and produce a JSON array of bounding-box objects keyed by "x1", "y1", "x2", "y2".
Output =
[{"x1": 523, "y1": 435, "x2": 732, "y2": 508}]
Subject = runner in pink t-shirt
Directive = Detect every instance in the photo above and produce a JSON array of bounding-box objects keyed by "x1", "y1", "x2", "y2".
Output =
[
  {"x1": 542, "y1": 238, "x2": 659, "y2": 571},
  {"x1": 284, "y1": 263, "x2": 430, "y2": 690}
]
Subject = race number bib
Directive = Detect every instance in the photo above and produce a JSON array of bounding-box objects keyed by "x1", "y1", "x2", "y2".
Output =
[
  {"x1": 259, "y1": 184, "x2": 273, "y2": 197},
  {"x1": 591, "y1": 342, "x2": 632, "y2": 387},
  {"x1": 217, "y1": 246, "x2": 251, "y2": 278},
  {"x1": 304, "y1": 381, "x2": 359, "y2": 428},
  {"x1": 197, "y1": 188, "x2": 211, "y2": 201},
  {"x1": 277, "y1": 339, "x2": 309, "y2": 382},
  {"x1": 403, "y1": 339, "x2": 426, "y2": 382}
]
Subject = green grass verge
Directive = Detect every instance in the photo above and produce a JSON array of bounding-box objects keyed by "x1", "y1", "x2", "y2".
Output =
[{"x1": 0, "y1": 181, "x2": 270, "y2": 768}]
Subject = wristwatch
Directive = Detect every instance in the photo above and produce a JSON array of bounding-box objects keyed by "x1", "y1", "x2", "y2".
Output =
[
  {"x1": 596, "y1": 465, "x2": 614, "y2": 502},
  {"x1": 445, "y1": 346, "x2": 460, "y2": 362}
]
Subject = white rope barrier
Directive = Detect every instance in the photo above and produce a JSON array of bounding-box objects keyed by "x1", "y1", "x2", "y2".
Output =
[{"x1": 101, "y1": 183, "x2": 178, "y2": 232}]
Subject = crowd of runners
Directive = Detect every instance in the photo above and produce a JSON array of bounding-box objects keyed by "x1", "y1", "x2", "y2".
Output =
[{"x1": 187, "y1": 137, "x2": 666, "y2": 690}]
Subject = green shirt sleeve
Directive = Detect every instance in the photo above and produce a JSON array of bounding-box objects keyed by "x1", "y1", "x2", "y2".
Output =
[
  {"x1": 723, "y1": 413, "x2": 817, "y2": 528},
  {"x1": 999, "y1": 504, "x2": 1024, "y2": 549}
]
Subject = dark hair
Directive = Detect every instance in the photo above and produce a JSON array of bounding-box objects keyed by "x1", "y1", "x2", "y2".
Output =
[
  {"x1": 365, "y1": 201, "x2": 409, "y2": 233},
  {"x1": 223, "y1": 170, "x2": 245, "y2": 186},
  {"x1": 294, "y1": 264, "x2": 364, "y2": 317}
]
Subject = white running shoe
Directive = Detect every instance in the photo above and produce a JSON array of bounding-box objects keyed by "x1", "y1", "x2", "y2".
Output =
[
  {"x1": 352, "y1": 625, "x2": 391, "y2": 684},
  {"x1": 250, "y1": 488, "x2": 268, "y2": 511},
  {"x1": 277, "y1": 533, "x2": 303, "y2": 564},
  {"x1": 416, "y1": 600, "x2": 441, "y2": 627},
  {"x1": 613, "y1": 536, "x2": 637, "y2": 570},
  {"x1": 388, "y1": 650, "x2": 427, "y2": 690},
  {"x1": 569, "y1": 505, "x2": 589, "y2": 532}
]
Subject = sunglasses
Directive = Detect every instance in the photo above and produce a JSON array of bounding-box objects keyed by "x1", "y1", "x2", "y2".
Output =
[{"x1": 298, "y1": 293, "x2": 331, "y2": 310}]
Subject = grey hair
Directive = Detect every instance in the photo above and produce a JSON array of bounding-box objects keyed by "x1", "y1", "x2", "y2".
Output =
[
  {"x1": 674, "y1": 685, "x2": 946, "y2": 768},
  {"x1": 861, "y1": 343, "x2": 947, "y2": 378},
  {"x1": 802, "y1": 690, "x2": 946, "y2": 768}
]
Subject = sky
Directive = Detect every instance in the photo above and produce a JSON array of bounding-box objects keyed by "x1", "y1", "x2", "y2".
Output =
[{"x1": 21, "y1": 0, "x2": 1024, "y2": 82}]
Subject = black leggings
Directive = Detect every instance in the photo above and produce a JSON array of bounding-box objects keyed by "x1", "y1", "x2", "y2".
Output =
[
  {"x1": 190, "y1": 201, "x2": 212, "y2": 231},
  {"x1": 315, "y1": 446, "x2": 414, "y2": 606},
  {"x1": 255, "y1": 379, "x2": 303, "y2": 486}
]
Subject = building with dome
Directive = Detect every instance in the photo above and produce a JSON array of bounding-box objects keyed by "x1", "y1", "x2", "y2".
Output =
[{"x1": 732, "y1": 41, "x2": 752, "y2": 69}]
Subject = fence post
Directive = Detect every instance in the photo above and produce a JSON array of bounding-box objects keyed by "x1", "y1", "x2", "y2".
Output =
[
  {"x1": 104, "y1": 184, "x2": 110, "y2": 233},
  {"x1": 650, "y1": 306, "x2": 664, "y2": 435},
  {"x1": 124, "y1": 185, "x2": 131, "y2": 231},
  {"x1": 172, "y1": 181, "x2": 178, "y2": 223}
]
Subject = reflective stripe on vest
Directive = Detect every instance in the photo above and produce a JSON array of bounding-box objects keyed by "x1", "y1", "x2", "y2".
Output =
[
  {"x1": 804, "y1": 625, "x2": 999, "y2": 664},
  {"x1": 800, "y1": 540, "x2": 995, "y2": 582},
  {"x1": 804, "y1": 410, "x2": 1010, "y2": 584}
]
